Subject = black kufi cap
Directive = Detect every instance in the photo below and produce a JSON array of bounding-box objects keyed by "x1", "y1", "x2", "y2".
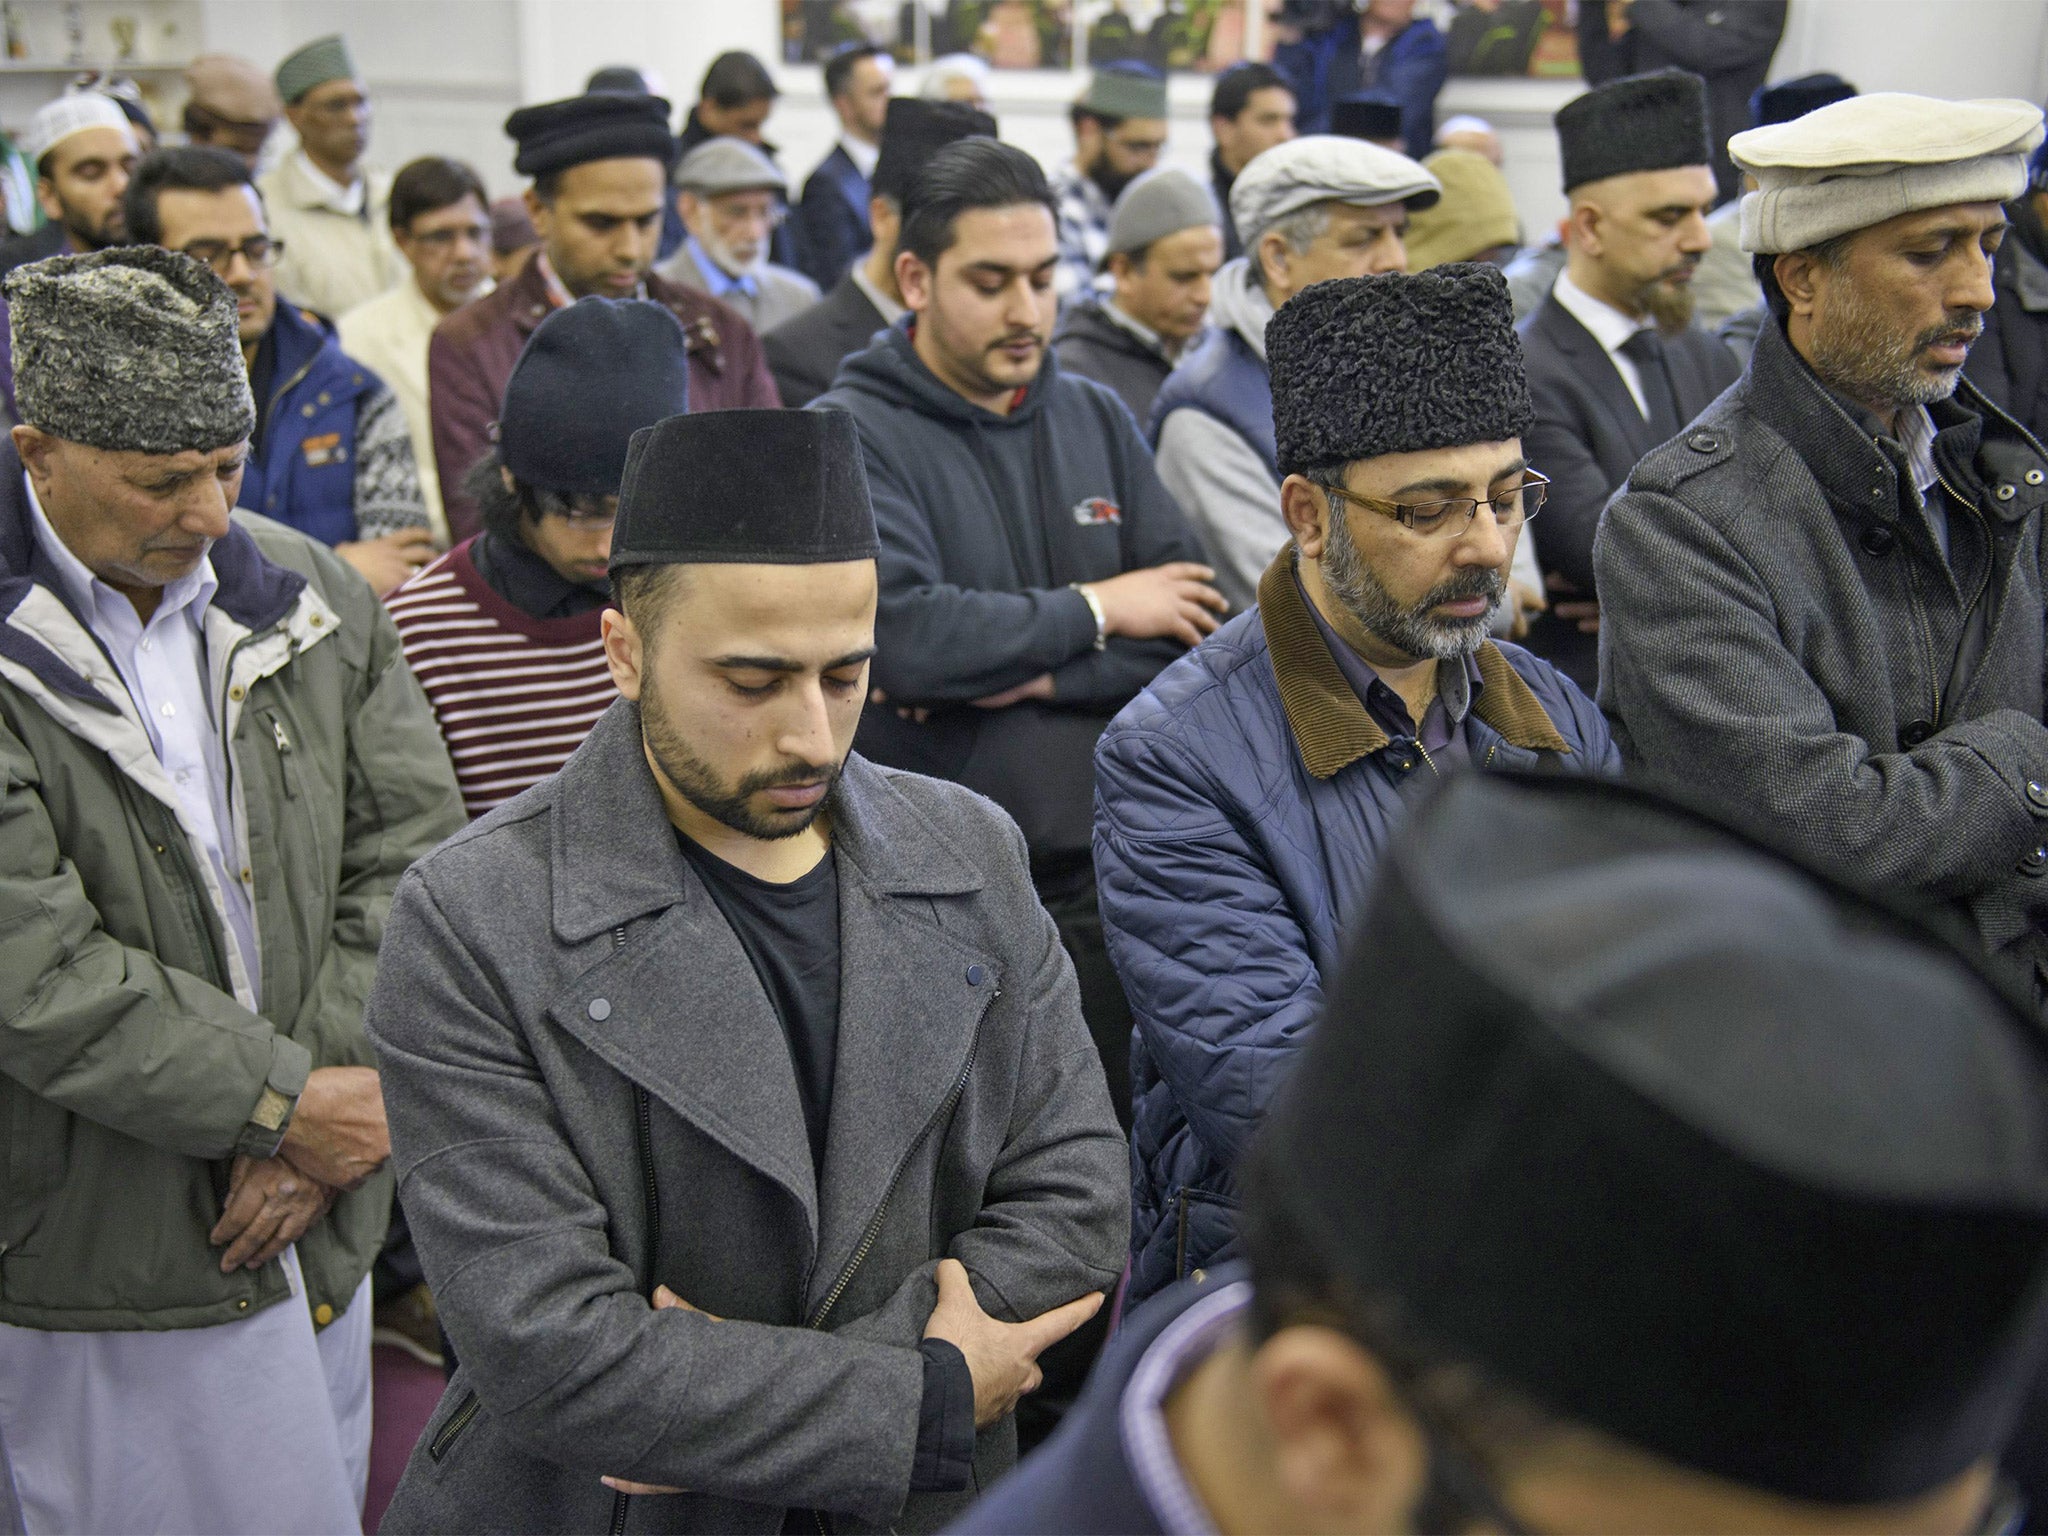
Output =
[
  {"x1": 1329, "y1": 91, "x2": 1404, "y2": 143},
  {"x1": 610, "y1": 409, "x2": 880, "y2": 572},
  {"x1": 1557, "y1": 68, "x2": 1711, "y2": 190},
  {"x1": 1247, "y1": 772, "x2": 2048, "y2": 1504},
  {"x1": 872, "y1": 97, "x2": 998, "y2": 205},
  {"x1": 1267, "y1": 262, "x2": 1533, "y2": 476},
  {"x1": 499, "y1": 297, "x2": 689, "y2": 497},
  {"x1": 507, "y1": 92, "x2": 676, "y2": 179}
]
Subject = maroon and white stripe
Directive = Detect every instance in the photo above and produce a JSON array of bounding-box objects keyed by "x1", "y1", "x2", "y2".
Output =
[{"x1": 389, "y1": 540, "x2": 617, "y2": 818}]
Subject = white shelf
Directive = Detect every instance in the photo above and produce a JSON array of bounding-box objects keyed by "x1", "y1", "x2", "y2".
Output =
[{"x1": 0, "y1": 59, "x2": 190, "y2": 72}]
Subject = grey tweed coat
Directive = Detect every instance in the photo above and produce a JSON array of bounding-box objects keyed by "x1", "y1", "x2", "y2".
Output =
[
  {"x1": 367, "y1": 699, "x2": 1127, "y2": 1534},
  {"x1": 1597, "y1": 314, "x2": 2048, "y2": 996}
]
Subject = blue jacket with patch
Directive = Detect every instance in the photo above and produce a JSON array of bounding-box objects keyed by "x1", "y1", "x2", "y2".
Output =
[
  {"x1": 1097, "y1": 554, "x2": 1618, "y2": 1303},
  {"x1": 813, "y1": 320, "x2": 1210, "y2": 859},
  {"x1": 238, "y1": 300, "x2": 381, "y2": 549}
]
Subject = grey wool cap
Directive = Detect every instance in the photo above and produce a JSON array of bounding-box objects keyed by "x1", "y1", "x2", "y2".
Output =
[
  {"x1": 674, "y1": 135, "x2": 787, "y2": 196},
  {"x1": 6, "y1": 246, "x2": 254, "y2": 455},
  {"x1": 1229, "y1": 134, "x2": 1440, "y2": 251},
  {"x1": 1107, "y1": 166, "x2": 1221, "y2": 259},
  {"x1": 1267, "y1": 262, "x2": 1533, "y2": 476}
]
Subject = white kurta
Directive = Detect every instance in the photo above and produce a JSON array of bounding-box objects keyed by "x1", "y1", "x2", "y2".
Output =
[{"x1": 0, "y1": 1250, "x2": 370, "y2": 1535}]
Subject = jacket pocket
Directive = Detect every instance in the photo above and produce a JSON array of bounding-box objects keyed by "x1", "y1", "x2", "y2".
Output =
[
  {"x1": 1173, "y1": 1186, "x2": 1240, "y2": 1283},
  {"x1": 428, "y1": 1390, "x2": 480, "y2": 1464}
]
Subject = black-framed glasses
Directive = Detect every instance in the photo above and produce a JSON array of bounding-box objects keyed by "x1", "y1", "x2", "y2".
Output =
[
  {"x1": 522, "y1": 485, "x2": 618, "y2": 525},
  {"x1": 178, "y1": 236, "x2": 283, "y2": 276},
  {"x1": 1323, "y1": 470, "x2": 1551, "y2": 538}
]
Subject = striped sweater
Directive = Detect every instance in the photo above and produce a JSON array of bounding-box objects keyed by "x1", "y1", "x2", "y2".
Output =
[{"x1": 387, "y1": 538, "x2": 615, "y2": 817}]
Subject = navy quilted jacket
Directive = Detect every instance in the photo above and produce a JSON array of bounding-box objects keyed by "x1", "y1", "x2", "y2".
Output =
[{"x1": 1096, "y1": 554, "x2": 1618, "y2": 1303}]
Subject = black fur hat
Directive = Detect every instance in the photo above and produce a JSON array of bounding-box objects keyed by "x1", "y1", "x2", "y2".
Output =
[
  {"x1": 1266, "y1": 262, "x2": 1534, "y2": 477},
  {"x1": 1556, "y1": 68, "x2": 1711, "y2": 191}
]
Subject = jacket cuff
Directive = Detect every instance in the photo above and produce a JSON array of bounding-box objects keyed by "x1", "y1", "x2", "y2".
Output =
[
  {"x1": 910, "y1": 1337, "x2": 976, "y2": 1492},
  {"x1": 233, "y1": 1034, "x2": 313, "y2": 1160}
]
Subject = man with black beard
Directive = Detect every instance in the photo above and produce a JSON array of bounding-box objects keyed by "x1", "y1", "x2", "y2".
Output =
[
  {"x1": 1516, "y1": 70, "x2": 1740, "y2": 693},
  {"x1": 368, "y1": 407, "x2": 1127, "y2": 1534},
  {"x1": 1094, "y1": 264, "x2": 1617, "y2": 1306},
  {"x1": 1598, "y1": 95, "x2": 2048, "y2": 1005},
  {"x1": 1049, "y1": 64, "x2": 1170, "y2": 301}
]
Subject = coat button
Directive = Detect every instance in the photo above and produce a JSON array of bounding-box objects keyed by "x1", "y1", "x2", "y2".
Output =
[
  {"x1": 1996, "y1": 483, "x2": 2017, "y2": 501},
  {"x1": 1900, "y1": 719, "x2": 1936, "y2": 747},
  {"x1": 966, "y1": 964, "x2": 986, "y2": 987},
  {"x1": 1687, "y1": 431, "x2": 1719, "y2": 453},
  {"x1": 2028, "y1": 780, "x2": 2048, "y2": 812},
  {"x1": 1859, "y1": 525, "x2": 1896, "y2": 556},
  {"x1": 313, "y1": 1303, "x2": 334, "y2": 1327},
  {"x1": 300, "y1": 403, "x2": 316, "y2": 418},
  {"x1": 588, "y1": 998, "x2": 611, "y2": 1021},
  {"x1": 2028, "y1": 470, "x2": 2045, "y2": 486},
  {"x1": 2022, "y1": 847, "x2": 2048, "y2": 877}
]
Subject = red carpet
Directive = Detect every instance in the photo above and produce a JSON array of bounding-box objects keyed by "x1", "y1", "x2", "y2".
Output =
[{"x1": 367, "y1": 1344, "x2": 447, "y2": 1531}]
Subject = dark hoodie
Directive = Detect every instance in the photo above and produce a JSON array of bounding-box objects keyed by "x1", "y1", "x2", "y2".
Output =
[{"x1": 815, "y1": 320, "x2": 1208, "y2": 859}]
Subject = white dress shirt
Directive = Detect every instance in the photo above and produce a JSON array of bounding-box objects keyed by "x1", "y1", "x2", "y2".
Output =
[
  {"x1": 1552, "y1": 268, "x2": 1653, "y2": 418},
  {"x1": 26, "y1": 476, "x2": 259, "y2": 994},
  {"x1": 841, "y1": 134, "x2": 880, "y2": 181}
]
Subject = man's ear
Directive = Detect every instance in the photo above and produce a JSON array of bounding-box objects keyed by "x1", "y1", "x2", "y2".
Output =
[
  {"x1": 1773, "y1": 249, "x2": 1825, "y2": 320},
  {"x1": 522, "y1": 184, "x2": 550, "y2": 243},
  {"x1": 601, "y1": 606, "x2": 645, "y2": 702},
  {"x1": 1252, "y1": 1326, "x2": 1428, "y2": 1535},
  {"x1": 1281, "y1": 472, "x2": 1331, "y2": 557},
  {"x1": 896, "y1": 247, "x2": 933, "y2": 311},
  {"x1": 1565, "y1": 195, "x2": 1602, "y2": 256},
  {"x1": 12, "y1": 423, "x2": 54, "y2": 486},
  {"x1": 33, "y1": 175, "x2": 62, "y2": 225}
]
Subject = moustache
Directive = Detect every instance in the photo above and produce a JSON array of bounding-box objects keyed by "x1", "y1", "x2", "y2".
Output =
[
  {"x1": 737, "y1": 760, "x2": 840, "y2": 797},
  {"x1": 1919, "y1": 319, "x2": 1983, "y2": 351},
  {"x1": 1420, "y1": 566, "x2": 1505, "y2": 611}
]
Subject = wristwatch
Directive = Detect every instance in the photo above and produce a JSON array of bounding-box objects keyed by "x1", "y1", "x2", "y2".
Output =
[{"x1": 1071, "y1": 582, "x2": 1108, "y2": 651}]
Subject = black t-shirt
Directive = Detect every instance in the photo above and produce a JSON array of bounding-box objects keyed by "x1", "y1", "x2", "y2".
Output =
[{"x1": 677, "y1": 833, "x2": 841, "y2": 1170}]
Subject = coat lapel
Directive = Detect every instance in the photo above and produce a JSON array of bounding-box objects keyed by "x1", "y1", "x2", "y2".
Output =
[
  {"x1": 1537, "y1": 297, "x2": 1662, "y2": 463},
  {"x1": 805, "y1": 757, "x2": 995, "y2": 1313}
]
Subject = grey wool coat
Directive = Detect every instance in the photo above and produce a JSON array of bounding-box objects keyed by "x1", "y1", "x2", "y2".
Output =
[
  {"x1": 1597, "y1": 313, "x2": 2048, "y2": 996},
  {"x1": 367, "y1": 699, "x2": 1128, "y2": 1534}
]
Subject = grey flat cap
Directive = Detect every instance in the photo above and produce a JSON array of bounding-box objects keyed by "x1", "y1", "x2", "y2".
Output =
[
  {"x1": 673, "y1": 134, "x2": 787, "y2": 195},
  {"x1": 1229, "y1": 133, "x2": 1440, "y2": 249},
  {"x1": 1107, "y1": 166, "x2": 1221, "y2": 259}
]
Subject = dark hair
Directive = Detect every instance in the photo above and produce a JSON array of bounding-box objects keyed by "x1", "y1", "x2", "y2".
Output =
[
  {"x1": 389, "y1": 156, "x2": 488, "y2": 234},
  {"x1": 1069, "y1": 103, "x2": 1126, "y2": 134},
  {"x1": 1752, "y1": 231, "x2": 1855, "y2": 320},
  {"x1": 899, "y1": 138, "x2": 1055, "y2": 269},
  {"x1": 123, "y1": 145, "x2": 255, "y2": 246},
  {"x1": 1241, "y1": 1158, "x2": 1564, "y2": 1514},
  {"x1": 614, "y1": 562, "x2": 688, "y2": 636},
  {"x1": 465, "y1": 450, "x2": 526, "y2": 544},
  {"x1": 700, "y1": 50, "x2": 778, "y2": 110},
  {"x1": 824, "y1": 43, "x2": 889, "y2": 103},
  {"x1": 1211, "y1": 61, "x2": 1290, "y2": 122}
]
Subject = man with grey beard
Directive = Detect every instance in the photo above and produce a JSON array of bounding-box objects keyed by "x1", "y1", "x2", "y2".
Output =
[
  {"x1": 1094, "y1": 264, "x2": 1618, "y2": 1305},
  {"x1": 1597, "y1": 92, "x2": 2048, "y2": 1002},
  {"x1": 1516, "y1": 70, "x2": 1741, "y2": 694}
]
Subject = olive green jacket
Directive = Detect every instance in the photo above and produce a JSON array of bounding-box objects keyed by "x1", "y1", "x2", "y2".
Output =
[{"x1": 0, "y1": 469, "x2": 464, "y2": 1332}]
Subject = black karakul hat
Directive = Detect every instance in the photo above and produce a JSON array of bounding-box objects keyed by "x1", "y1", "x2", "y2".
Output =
[
  {"x1": 872, "y1": 97, "x2": 998, "y2": 204},
  {"x1": 1267, "y1": 263, "x2": 1533, "y2": 477},
  {"x1": 507, "y1": 92, "x2": 677, "y2": 178},
  {"x1": 1557, "y1": 68, "x2": 1711, "y2": 190},
  {"x1": 610, "y1": 409, "x2": 881, "y2": 572},
  {"x1": 1329, "y1": 91, "x2": 1404, "y2": 143},
  {"x1": 1246, "y1": 772, "x2": 2048, "y2": 1505}
]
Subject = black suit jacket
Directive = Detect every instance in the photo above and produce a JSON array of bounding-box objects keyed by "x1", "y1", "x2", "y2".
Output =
[
  {"x1": 760, "y1": 271, "x2": 888, "y2": 408},
  {"x1": 1517, "y1": 289, "x2": 1740, "y2": 688},
  {"x1": 792, "y1": 143, "x2": 872, "y2": 292}
]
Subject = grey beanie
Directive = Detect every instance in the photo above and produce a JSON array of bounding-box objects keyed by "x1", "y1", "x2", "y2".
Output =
[
  {"x1": 6, "y1": 246, "x2": 256, "y2": 454},
  {"x1": 1267, "y1": 263, "x2": 1533, "y2": 476},
  {"x1": 1107, "y1": 166, "x2": 1221, "y2": 260}
]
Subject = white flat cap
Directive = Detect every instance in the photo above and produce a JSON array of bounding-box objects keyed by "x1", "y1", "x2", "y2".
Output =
[
  {"x1": 1229, "y1": 134, "x2": 1440, "y2": 250},
  {"x1": 1731, "y1": 92, "x2": 2044, "y2": 254},
  {"x1": 20, "y1": 90, "x2": 131, "y2": 167},
  {"x1": 673, "y1": 135, "x2": 786, "y2": 196}
]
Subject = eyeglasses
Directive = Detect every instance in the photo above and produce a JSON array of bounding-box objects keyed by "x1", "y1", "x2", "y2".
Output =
[
  {"x1": 524, "y1": 486, "x2": 618, "y2": 524},
  {"x1": 1322, "y1": 470, "x2": 1550, "y2": 538},
  {"x1": 178, "y1": 236, "x2": 283, "y2": 276}
]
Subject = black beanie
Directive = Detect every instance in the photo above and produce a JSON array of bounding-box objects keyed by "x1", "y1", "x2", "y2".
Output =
[
  {"x1": 507, "y1": 92, "x2": 676, "y2": 179},
  {"x1": 1267, "y1": 262, "x2": 1534, "y2": 477},
  {"x1": 1748, "y1": 71, "x2": 1856, "y2": 129},
  {"x1": 610, "y1": 408, "x2": 880, "y2": 572},
  {"x1": 1556, "y1": 69, "x2": 1710, "y2": 191},
  {"x1": 872, "y1": 97, "x2": 998, "y2": 205},
  {"x1": 498, "y1": 297, "x2": 690, "y2": 497}
]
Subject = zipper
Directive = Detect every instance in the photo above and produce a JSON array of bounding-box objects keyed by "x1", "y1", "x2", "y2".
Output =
[
  {"x1": 1413, "y1": 740, "x2": 1441, "y2": 779},
  {"x1": 428, "y1": 1391, "x2": 479, "y2": 1462},
  {"x1": 1482, "y1": 742, "x2": 1499, "y2": 771},
  {"x1": 805, "y1": 1012, "x2": 987, "y2": 1332},
  {"x1": 1930, "y1": 470, "x2": 1992, "y2": 726},
  {"x1": 271, "y1": 716, "x2": 299, "y2": 798}
]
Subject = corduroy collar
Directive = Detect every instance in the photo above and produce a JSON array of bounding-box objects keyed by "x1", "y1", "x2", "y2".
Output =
[{"x1": 1255, "y1": 546, "x2": 1571, "y2": 779}]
